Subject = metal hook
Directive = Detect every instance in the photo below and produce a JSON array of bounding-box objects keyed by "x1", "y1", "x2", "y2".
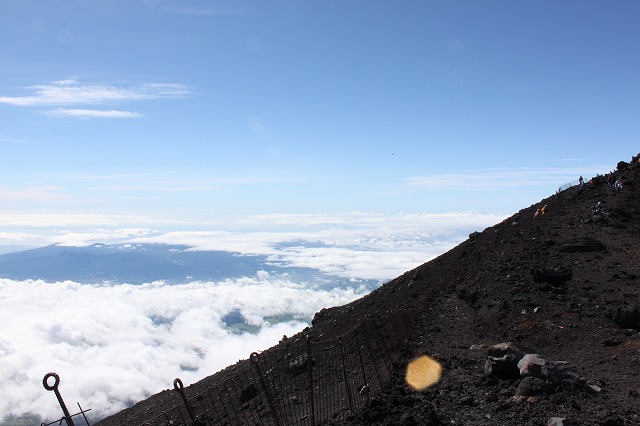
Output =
[
  {"x1": 173, "y1": 378, "x2": 197, "y2": 421},
  {"x1": 43, "y1": 373, "x2": 75, "y2": 426}
]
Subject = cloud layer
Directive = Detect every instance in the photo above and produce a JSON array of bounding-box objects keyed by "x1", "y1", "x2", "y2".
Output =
[
  {"x1": 0, "y1": 212, "x2": 506, "y2": 280},
  {"x1": 0, "y1": 276, "x2": 369, "y2": 423}
]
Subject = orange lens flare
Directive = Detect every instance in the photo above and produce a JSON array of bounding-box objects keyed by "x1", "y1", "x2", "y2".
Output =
[{"x1": 405, "y1": 355, "x2": 442, "y2": 391}]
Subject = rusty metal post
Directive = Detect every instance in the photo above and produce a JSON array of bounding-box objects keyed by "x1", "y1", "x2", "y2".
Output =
[
  {"x1": 43, "y1": 372, "x2": 75, "y2": 426},
  {"x1": 337, "y1": 338, "x2": 354, "y2": 413},
  {"x1": 77, "y1": 403, "x2": 92, "y2": 426},
  {"x1": 306, "y1": 335, "x2": 316, "y2": 426},
  {"x1": 250, "y1": 352, "x2": 282, "y2": 426},
  {"x1": 173, "y1": 378, "x2": 197, "y2": 422}
]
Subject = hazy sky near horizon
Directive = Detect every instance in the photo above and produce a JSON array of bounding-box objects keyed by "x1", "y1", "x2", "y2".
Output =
[{"x1": 1, "y1": 0, "x2": 638, "y2": 241}]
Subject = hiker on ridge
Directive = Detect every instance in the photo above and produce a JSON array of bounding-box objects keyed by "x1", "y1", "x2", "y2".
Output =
[{"x1": 615, "y1": 179, "x2": 623, "y2": 193}]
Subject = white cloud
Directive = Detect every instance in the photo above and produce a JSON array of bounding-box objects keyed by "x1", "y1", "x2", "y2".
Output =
[
  {"x1": 0, "y1": 212, "x2": 505, "y2": 276},
  {"x1": 126, "y1": 212, "x2": 504, "y2": 280},
  {"x1": 0, "y1": 277, "x2": 369, "y2": 423},
  {"x1": 0, "y1": 79, "x2": 189, "y2": 118},
  {"x1": 44, "y1": 108, "x2": 142, "y2": 118},
  {"x1": 0, "y1": 80, "x2": 189, "y2": 107}
]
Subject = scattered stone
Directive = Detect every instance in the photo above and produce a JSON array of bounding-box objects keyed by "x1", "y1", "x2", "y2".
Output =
[
  {"x1": 286, "y1": 353, "x2": 312, "y2": 375},
  {"x1": 547, "y1": 417, "x2": 575, "y2": 426},
  {"x1": 517, "y1": 353, "x2": 546, "y2": 378},
  {"x1": 588, "y1": 384, "x2": 602, "y2": 393}
]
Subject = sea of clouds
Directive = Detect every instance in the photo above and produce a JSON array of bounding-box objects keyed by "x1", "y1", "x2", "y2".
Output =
[
  {"x1": 0, "y1": 211, "x2": 506, "y2": 424},
  {"x1": 0, "y1": 276, "x2": 370, "y2": 423}
]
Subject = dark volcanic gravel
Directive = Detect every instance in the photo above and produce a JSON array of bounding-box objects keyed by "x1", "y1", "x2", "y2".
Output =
[{"x1": 96, "y1": 155, "x2": 640, "y2": 426}]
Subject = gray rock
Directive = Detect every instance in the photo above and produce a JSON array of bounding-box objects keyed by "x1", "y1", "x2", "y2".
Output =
[
  {"x1": 518, "y1": 353, "x2": 547, "y2": 378},
  {"x1": 547, "y1": 417, "x2": 575, "y2": 426},
  {"x1": 515, "y1": 377, "x2": 551, "y2": 396},
  {"x1": 485, "y1": 342, "x2": 533, "y2": 378}
]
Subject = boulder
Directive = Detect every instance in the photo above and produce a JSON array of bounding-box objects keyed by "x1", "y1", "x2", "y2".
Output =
[
  {"x1": 617, "y1": 161, "x2": 630, "y2": 171},
  {"x1": 531, "y1": 267, "x2": 572, "y2": 285},
  {"x1": 515, "y1": 377, "x2": 551, "y2": 396},
  {"x1": 610, "y1": 306, "x2": 640, "y2": 330},
  {"x1": 560, "y1": 237, "x2": 605, "y2": 253},
  {"x1": 485, "y1": 342, "x2": 534, "y2": 378}
]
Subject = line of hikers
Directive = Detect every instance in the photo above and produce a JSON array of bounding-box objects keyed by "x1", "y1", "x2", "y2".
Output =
[{"x1": 578, "y1": 174, "x2": 622, "y2": 192}]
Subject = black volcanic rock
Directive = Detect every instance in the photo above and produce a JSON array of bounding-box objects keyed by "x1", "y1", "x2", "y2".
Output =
[
  {"x1": 560, "y1": 236, "x2": 606, "y2": 253},
  {"x1": 94, "y1": 154, "x2": 640, "y2": 426}
]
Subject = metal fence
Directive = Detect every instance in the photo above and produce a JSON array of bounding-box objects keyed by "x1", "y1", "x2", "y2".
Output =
[
  {"x1": 42, "y1": 310, "x2": 415, "y2": 426},
  {"x1": 140, "y1": 311, "x2": 414, "y2": 426},
  {"x1": 557, "y1": 179, "x2": 580, "y2": 193}
]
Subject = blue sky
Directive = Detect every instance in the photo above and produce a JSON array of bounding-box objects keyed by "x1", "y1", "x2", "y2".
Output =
[{"x1": 1, "y1": 0, "x2": 639, "y2": 244}]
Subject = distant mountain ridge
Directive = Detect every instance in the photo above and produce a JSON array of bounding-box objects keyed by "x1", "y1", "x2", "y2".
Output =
[{"x1": 0, "y1": 243, "x2": 366, "y2": 286}]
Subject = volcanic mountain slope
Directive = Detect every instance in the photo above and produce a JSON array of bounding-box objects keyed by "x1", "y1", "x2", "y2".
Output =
[
  {"x1": 340, "y1": 155, "x2": 640, "y2": 426},
  {"x1": 96, "y1": 154, "x2": 639, "y2": 426}
]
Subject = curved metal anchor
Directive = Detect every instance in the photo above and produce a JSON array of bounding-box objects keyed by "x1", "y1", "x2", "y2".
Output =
[
  {"x1": 174, "y1": 378, "x2": 197, "y2": 422},
  {"x1": 43, "y1": 372, "x2": 75, "y2": 426}
]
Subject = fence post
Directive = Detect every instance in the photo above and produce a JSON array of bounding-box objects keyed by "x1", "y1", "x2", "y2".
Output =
[
  {"x1": 337, "y1": 338, "x2": 354, "y2": 413},
  {"x1": 354, "y1": 333, "x2": 370, "y2": 396},
  {"x1": 43, "y1": 372, "x2": 76, "y2": 426},
  {"x1": 250, "y1": 352, "x2": 282, "y2": 426},
  {"x1": 306, "y1": 335, "x2": 316, "y2": 426}
]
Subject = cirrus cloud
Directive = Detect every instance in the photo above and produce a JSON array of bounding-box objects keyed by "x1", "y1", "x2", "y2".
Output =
[
  {"x1": 0, "y1": 79, "x2": 190, "y2": 119},
  {"x1": 43, "y1": 108, "x2": 142, "y2": 118}
]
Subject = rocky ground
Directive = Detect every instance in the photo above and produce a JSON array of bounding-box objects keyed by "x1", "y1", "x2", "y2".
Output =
[{"x1": 96, "y1": 154, "x2": 640, "y2": 426}]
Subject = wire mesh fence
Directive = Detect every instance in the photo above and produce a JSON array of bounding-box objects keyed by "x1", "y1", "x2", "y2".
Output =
[
  {"x1": 557, "y1": 179, "x2": 580, "y2": 193},
  {"x1": 41, "y1": 309, "x2": 415, "y2": 426},
  {"x1": 138, "y1": 311, "x2": 414, "y2": 426}
]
